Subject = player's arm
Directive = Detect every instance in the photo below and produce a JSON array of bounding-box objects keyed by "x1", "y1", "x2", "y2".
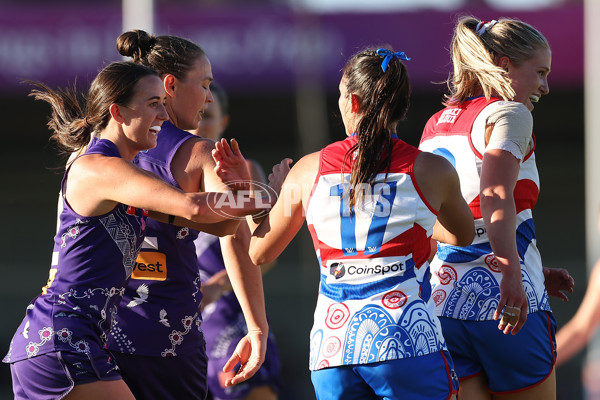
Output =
[
  {"x1": 248, "y1": 152, "x2": 318, "y2": 265},
  {"x1": 556, "y1": 261, "x2": 600, "y2": 366},
  {"x1": 414, "y1": 152, "x2": 475, "y2": 246}
]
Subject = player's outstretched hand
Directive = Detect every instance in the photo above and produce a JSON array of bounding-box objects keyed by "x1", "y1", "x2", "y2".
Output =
[
  {"x1": 222, "y1": 329, "x2": 267, "y2": 387},
  {"x1": 543, "y1": 266, "x2": 575, "y2": 302},
  {"x1": 212, "y1": 138, "x2": 251, "y2": 191},
  {"x1": 268, "y1": 158, "x2": 293, "y2": 195}
]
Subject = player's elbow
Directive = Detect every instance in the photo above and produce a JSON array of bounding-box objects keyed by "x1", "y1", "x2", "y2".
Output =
[
  {"x1": 455, "y1": 225, "x2": 475, "y2": 246},
  {"x1": 249, "y1": 250, "x2": 266, "y2": 266},
  {"x1": 248, "y1": 243, "x2": 272, "y2": 266},
  {"x1": 212, "y1": 220, "x2": 241, "y2": 237}
]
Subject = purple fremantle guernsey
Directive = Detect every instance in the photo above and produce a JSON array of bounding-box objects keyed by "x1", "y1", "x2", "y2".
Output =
[
  {"x1": 195, "y1": 232, "x2": 281, "y2": 398},
  {"x1": 3, "y1": 139, "x2": 148, "y2": 364},
  {"x1": 107, "y1": 121, "x2": 204, "y2": 357}
]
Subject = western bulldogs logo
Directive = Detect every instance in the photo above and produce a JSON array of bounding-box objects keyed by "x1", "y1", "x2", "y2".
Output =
[{"x1": 330, "y1": 262, "x2": 345, "y2": 279}]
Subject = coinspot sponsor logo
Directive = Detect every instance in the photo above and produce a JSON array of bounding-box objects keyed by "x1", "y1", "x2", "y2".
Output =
[
  {"x1": 329, "y1": 261, "x2": 404, "y2": 279},
  {"x1": 207, "y1": 180, "x2": 278, "y2": 220}
]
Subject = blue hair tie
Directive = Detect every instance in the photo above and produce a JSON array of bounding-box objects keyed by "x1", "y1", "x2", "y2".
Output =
[{"x1": 376, "y1": 48, "x2": 411, "y2": 72}]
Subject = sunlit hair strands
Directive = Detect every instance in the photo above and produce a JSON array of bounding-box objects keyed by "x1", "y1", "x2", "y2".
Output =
[
  {"x1": 26, "y1": 62, "x2": 159, "y2": 154},
  {"x1": 445, "y1": 16, "x2": 550, "y2": 106},
  {"x1": 116, "y1": 30, "x2": 207, "y2": 80},
  {"x1": 341, "y1": 47, "x2": 411, "y2": 209}
]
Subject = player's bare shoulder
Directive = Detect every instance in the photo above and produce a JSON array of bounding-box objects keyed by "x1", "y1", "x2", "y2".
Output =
[
  {"x1": 170, "y1": 135, "x2": 218, "y2": 192},
  {"x1": 186, "y1": 135, "x2": 219, "y2": 163},
  {"x1": 415, "y1": 151, "x2": 456, "y2": 182},
  {"x1": 414, "y1": 150, "x2": 460, "y2": 210},
  {"x1": 289, "y1": 151, "x2": 320, "y2": 184}
]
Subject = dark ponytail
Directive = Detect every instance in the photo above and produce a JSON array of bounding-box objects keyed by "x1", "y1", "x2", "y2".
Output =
[
  {"x1": 29, "y1": 61, "x2": 159, "y2": 153},
  {"x1": 341, "y1": 47, "x2": 411, "y2": 209},
  {"x1": 27, "y1": 81, "x2": 92, "y2": 153}
]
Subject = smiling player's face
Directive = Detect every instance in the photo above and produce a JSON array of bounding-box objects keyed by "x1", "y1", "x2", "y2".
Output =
[
  {"x1": 119, "y1": 75, "x2": 168, "y2": 152},
  {"x1": 504, "y1": 47, "x2": 551, "y2": 111}
]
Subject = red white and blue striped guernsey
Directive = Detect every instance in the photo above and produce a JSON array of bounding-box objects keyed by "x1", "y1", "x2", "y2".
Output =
[
  {"x1": 418, "y1": 97, "x2": 550, "y2": 321},
  {"x1": 305, "y1": 134, "x2": 448, "y2": 371}
]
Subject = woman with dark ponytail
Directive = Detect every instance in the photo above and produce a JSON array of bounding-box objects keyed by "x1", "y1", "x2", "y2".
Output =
[
  {"x1": 2, "y1": 60, "x2": 263, "y2": 400},
  {"x1": 218, "y1": 46, "x2": 475, "y2": 399}
]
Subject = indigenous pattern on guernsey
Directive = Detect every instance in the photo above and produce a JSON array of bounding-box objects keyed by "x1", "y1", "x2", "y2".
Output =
[
  {"x1": 3, "y1": 139, "x2": 147, "y2": 364},
  {"x1": 419, "y1": 96, "x2": 550, "y2": 321},
  {"x1": 107, "y1": 121, "x2": 204, "y2": 357},
  {"x1": 305, "y1": 134, "x2": 447, "y2": 371}
]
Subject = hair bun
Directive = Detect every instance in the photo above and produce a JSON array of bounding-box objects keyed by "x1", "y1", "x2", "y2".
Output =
[
  {"x1": 116, "y1": 29, "x2": 156, "y2": 60},
  {"x1": 137, "y1": 31, "x2": 156, "y2": 54}
]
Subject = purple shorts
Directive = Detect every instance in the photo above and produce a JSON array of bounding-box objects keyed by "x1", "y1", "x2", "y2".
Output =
[
  {"x1": 310, "y1": 350, "x2": 458, "y2": 400},
  {"x1": 10, "y1": 350, "x2": 121, "y2": 400},
  {"x1": 439, "y1": 310, "x2": 556, "y2": 394},
  {"x1": 112, "y1": 345, "x2": 209, "y2": 400}
]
